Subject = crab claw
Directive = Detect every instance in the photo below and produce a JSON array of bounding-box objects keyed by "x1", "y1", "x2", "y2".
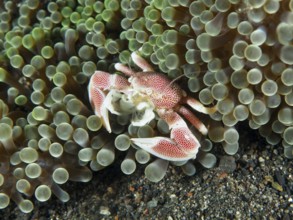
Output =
[
  {"x1": 131, "y1": 110, "x2": 200, "y2": 161},
  {"x1": 131, "y1": 136, "x2": 198, "y2": 161},
  {"x1": 88, "y1": 71, "x2": 130, "y2": 133}
]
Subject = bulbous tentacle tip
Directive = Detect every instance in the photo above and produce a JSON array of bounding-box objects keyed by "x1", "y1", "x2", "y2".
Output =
[{"x1": 131, "y1": 137, "x2": 197, "y2": 161}]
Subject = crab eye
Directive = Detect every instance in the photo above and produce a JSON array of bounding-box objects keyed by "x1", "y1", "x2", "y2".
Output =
[
  {"x1": 145, "y1": 88, "x2": 152, "y2": 95},
  {"x1": 128, "y1": 77, "x2": 133, "y2": 83}
]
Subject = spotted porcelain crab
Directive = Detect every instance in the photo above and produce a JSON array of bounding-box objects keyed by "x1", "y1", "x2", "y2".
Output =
[{"x1": 88, "y1": 52, "x2": 216, "y2": 161}]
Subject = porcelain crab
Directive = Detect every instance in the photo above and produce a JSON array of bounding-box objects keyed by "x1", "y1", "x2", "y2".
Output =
[{"x1": 88, "y1": 52, "x2": 216, "y2": 161}]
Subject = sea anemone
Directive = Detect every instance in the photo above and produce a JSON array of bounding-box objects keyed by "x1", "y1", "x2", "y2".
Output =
[{"x1": 0, "y1": 0, "x2": 292, "y2": 213}]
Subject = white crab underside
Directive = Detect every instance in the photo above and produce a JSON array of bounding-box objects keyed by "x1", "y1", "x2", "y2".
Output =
[{"x1": 104, "y1": 89, "x2": 156, "y2": 127}]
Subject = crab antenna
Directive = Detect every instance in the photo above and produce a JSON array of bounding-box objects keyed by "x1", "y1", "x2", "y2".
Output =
[
  {"x1": 167, "y1": 74, "x2": 185, "y2": 87},
  {"x1": 161, "y1": 74, "x2": 185, "y2": 94}
]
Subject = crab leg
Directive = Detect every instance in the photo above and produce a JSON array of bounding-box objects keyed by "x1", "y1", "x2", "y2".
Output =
[
  {"x1": 131, "y1": 52, "x2": 154, "y2": 72},
  {"x1": 88, "y1": 71, "x2": 130, "y2": 132},
  {"x1": 114, "y1": 63, "x2": 136, "y2": 77},
  {"x1": 177, "y1": 106, "x2": 208, "y2": 135},
  {"x1": 114, "y1": 52, "x2": 154, "y2": 77},
  {"x1": 183, "y1": 96, "x2": 217, "y2": 115},
  {"x1": 131, "y1": 110, "x2": 200, "y2": 161}
]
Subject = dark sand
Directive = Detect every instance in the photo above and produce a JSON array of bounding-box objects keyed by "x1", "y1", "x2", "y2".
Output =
[{"x1": 1, "y1": 130, "x2": 292, "y2": 220}]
